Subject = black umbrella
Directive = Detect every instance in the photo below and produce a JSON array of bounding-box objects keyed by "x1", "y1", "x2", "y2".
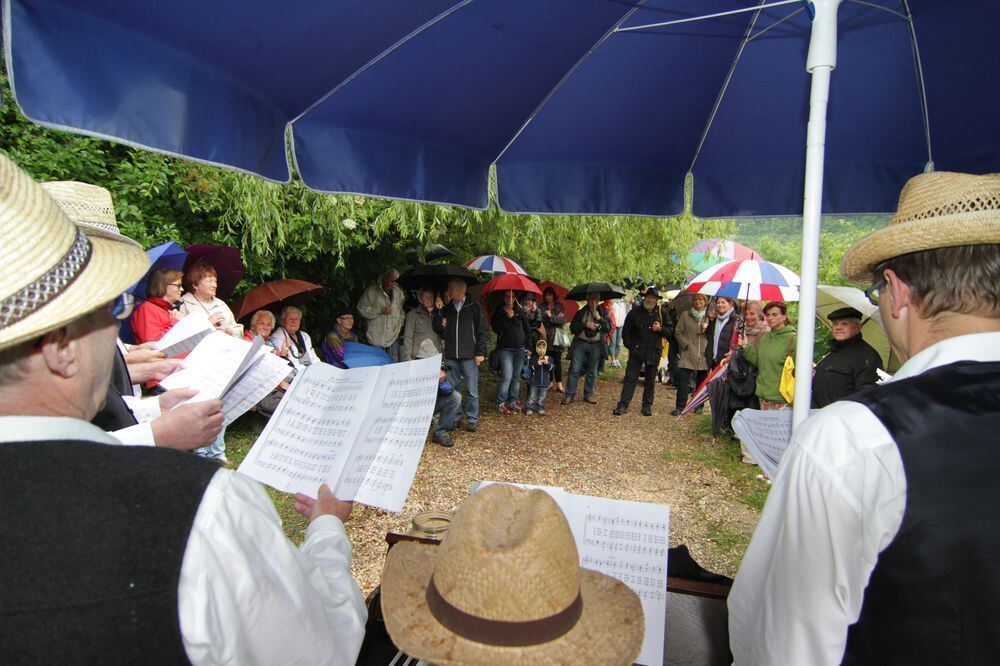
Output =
[
  {"x1": 404, "y1": 243, "x2": 455, "y2": 266},
  {"x1": 397, "y1": 264, "x2": 478, "y2": 292},
  {"x1": 565, "y1": 282, "x2": 626, "y2": 301}
]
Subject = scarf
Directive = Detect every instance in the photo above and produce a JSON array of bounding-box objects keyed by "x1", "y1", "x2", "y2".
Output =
[{"x1": 690, "y1": 307, "x2": 707, "y2": 322}]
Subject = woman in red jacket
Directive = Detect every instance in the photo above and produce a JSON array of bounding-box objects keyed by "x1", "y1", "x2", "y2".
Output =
[{"x1": 132, "y1": 268, "x2": 184, "y2": 343}]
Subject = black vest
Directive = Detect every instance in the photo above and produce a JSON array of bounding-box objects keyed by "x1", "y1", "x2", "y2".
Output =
[
  {"x1": 0, "y1": 441, "x2": 219, "y2": 664},
  {"x1": 842, "y1": 361, "x2": 1000, "y2": 665},
  {"x1": 91, "y1": 348, "x2": 140, "y2": 432}
]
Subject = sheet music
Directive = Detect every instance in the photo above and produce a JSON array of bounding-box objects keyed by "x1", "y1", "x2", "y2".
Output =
[
  {"x1": 238, "y1": 355, "x2": 441, "y2": 511},
  {"x1": 159, "y1": 332, "x2": 259, "y2": 403},
  {"x1": 155, "y1": 313, "x2": 214, "y2": 357},
  {"x1": 220, "y1": 351, "x2": 293, "y2": 425},
  {"x1": 474, "y1": 482, "x2": 669, "y2": 666},
  {"x1": 730, "y1": 408, "x2": 817, "y2": 480}
]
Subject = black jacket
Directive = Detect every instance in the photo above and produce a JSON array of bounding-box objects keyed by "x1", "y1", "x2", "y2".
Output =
[
  {"x1": 812, "y1": 333, "x2": 883, "y2": 408},
  {"x1": 569, "y1": 305, "x2": 612, "y2": 342},
  {"x1": 704, "y1": 314, "x2": 737, "y2": 368},
  {"x1": 491, "y1": 308, "x2": 531, "y2": 350},
  {"x1": 621, "y1": 304, "x2": 668, "y2": 364},
  {"x1": 433, "y1": 299, "x2": 489, "y2": 360}
]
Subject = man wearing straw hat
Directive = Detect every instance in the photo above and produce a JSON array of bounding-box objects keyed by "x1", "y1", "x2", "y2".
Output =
[
  {"x1": 728, "y1": 172, "x2": 1000, "y2": 665},
  {"x1": 0, "y1": 156, "x2": 366, "y2": 664}
]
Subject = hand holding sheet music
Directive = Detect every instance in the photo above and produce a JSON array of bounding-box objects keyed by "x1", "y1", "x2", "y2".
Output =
[
  {"x1": 238, "y1": 355, "x2": 441, "y2": 512},
  {"x1": 155, "y1": 313, "x2": 214, "y2": 357}
]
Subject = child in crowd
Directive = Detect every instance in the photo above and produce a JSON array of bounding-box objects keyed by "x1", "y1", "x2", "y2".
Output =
[{"x1": 526, "y1": 339, "x2": 553, "y2": 415}]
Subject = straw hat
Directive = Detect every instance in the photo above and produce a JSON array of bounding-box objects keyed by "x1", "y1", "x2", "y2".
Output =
[
  {"x1": 381, "y1": 484, "x2": 644, "y2": 666},
  {"x1": 841, "y1": 171, "x2": 1000, "y2": 283},
  {"x1": 0, "y1": 155, "x2": 149, "y2": 351},
  {"x1": 39, "y1": 180, "x2": 143, "y2": 249}
]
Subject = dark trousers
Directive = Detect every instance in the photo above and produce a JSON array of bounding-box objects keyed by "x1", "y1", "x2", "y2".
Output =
[
  {"x1": 667, "y1": 342, "x2": 681, "y2": 386},
  {"x1": 675, "y1": 367, "x2": 708, "y2": 410},
  {"x1": 550, "y1": 349, "x2": 563, "y2": 383},
  {"x1": 617, "y1": 353, "x2": 656, "y2": 409}
]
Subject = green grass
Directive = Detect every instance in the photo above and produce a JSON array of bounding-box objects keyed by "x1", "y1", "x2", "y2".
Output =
[{"x1": 704, "y1": 519, "x2": 752, "y2": 559}]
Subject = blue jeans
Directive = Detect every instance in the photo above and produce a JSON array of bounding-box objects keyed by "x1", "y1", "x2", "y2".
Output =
[
  {"x1": 566, "y1": 342, "x2": 602, "y2": 398},
  {"x1": 528, "y1": 385, "x2": 549, "y2": 411},
  {"x1": 434, "y1": 390, "x2": 462, "y2": 436},
  {"x1": 444, "y1": 358, "x2": 480, "y2": 426},
  {"x1": 610, "y1": 327, "x2": 623, "y2": 356},
  {"x1": 195, "y1": 425, "x2": 226, "y2": 460},
  {"x1": 497, "y1": 349, "x2": 525, "y2": 406}
]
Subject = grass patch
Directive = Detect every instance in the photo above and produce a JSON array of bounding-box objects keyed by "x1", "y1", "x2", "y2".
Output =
[{"x1": 705, "y1": 519, "x2": 751, "y2": 558}]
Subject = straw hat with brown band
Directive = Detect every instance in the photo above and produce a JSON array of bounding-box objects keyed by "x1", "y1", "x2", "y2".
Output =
[
  {"x1": 39, "y1": 180, "x2": 143, "y2": 250},
  {"x1": 841, "y1": 171, "x2": 1000, "y2": 284},
  {"x1": 381, "y1": 484, "x2": 644, "y2": 666},
  {"x1": 0, "y1": 155, "x2": 149, "y2": 352}
]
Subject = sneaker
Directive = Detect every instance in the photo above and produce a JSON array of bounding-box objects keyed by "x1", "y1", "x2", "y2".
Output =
[
  {"x1": 498, "y1": 403, "x2": 513, "y2": 415},
  {"x1": 561, "y1": 395, "x2": 575, "y2": 405},
  {"x1": 584, "y1": 395, "x2": 598, "y2": 405},
  {"x1": 612, "y1": 405, "x2": 628, "y2": 416},
  {"x1": 642, "y1": 406, "x2": 652, "y2": 416},
  {"x1": 432, "y1": 433, "x2": 454, "y2": 447},
  {"x1": 511, "y1": 400, "x2": 524, "y2": 413},
  {"x1": 670, "y1": 408, "x2": 683, "y2": 416},
  {"x1": 466, "y1": 422, "x2": 478, "y2": 432},
  {"x1": 525, "y1": 409, "x2": 535, "y2": 416},
  {"x1": 537, "y1": 408, "x2": 546, "y2": 416}
]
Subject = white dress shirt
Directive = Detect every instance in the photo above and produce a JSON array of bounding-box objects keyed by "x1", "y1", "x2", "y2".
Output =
[
  {"x1": 0, "y1": 416, "x2": 367, "y2": 665},
  {"x1": 728, "y1": 332, "x2": 1000, "y2": 665}
]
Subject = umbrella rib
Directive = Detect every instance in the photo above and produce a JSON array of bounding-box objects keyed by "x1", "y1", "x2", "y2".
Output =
[
  {"x1": 687, "y1": 1, "x2": 769, "y2": 174},
  {"x1": 844, "y1": 0, "x2": 908, "y2": 21},
  {"x1": 900, "y1": 0, "x2": 934, "y2": 168},
  {"x1": 288, "y1": 0, "x2": 474, "y2": 125},
  {"x1": 615, "y1": 0, "x2": 801, "y2": 32},
  {"x1": 491, "y1": 0, "x2": 647, "y2": 165},
  {"x1": 746, "y1": 7, "x2": 806, "y2": 43}
]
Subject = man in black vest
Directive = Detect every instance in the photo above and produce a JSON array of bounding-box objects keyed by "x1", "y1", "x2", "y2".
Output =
[
  {"x1": 0, "y1": 156, "x2": 367, "y2": 664},
  {"x1": 728, "y1": 171, "x2": 1000, "y2": 664},
  {"x1": 811, "y1": 307, "x2": 883, "y2": 408},
  {"x1": 613, "y1": 287, "x2": 668, "y2": 416}
]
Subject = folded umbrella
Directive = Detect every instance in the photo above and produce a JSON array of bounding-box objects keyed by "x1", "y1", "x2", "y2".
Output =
[
  {"x1": 343, "y1": 341, "x2": 393, "y2": 368},
  {"x1": 565, "y1": 282, "x2": 625, "y2": 302},
  {"x1": 679, "y1": 363, "x2": 728, "y2": 416},
  {"x1": 231, "y1": 279, "x2": 325, "y2": 321}
]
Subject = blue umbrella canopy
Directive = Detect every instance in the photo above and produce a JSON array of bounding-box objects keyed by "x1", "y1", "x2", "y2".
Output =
[
  {"x1": 342, "y1": 342, "x2": 393, "y2": 369},
  {"x1": 129, "y1": 241, "x2": 187, "y2": 299},
  {"x1": 6, "y1": 0, "x2": 998, "y2": 217}
]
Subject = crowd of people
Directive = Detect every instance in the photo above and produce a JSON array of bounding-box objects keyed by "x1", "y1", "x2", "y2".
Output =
[{"x1": 2, "y1": 152, "x2": 998, "y2": 665}]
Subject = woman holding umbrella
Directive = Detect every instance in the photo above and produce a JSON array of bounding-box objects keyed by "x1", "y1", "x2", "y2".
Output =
[
  {"x1": 179, "y1": 261, "x2": 240, "y2": 337},
  {"x1": 491, "y1": 290, "x2": 531, "y2": 415},
  {"x1": 132, "y1": 268, "x2": 184, "y2": 343},
  {"x1": 739, "y1": 301, "x2": 796, "y2": 410},
  {"x1": 540, "y1": 286, "x2": 567, "y2": 393}
]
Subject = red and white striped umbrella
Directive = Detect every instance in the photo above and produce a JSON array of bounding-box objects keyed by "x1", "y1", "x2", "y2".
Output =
[
  {"x1": 685, "y1": 259, "x2": 800, "y2": 302},
  {"x1": 464, "y1": 254, "x2": 527, "y2": 275}
]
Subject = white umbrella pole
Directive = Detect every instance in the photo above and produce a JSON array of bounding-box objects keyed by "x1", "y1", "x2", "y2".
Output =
[{"x1": 793, "y1": 0, "x2": 841, "y2": 430}]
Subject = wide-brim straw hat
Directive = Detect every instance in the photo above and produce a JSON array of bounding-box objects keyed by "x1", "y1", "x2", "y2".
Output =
[
  {"x1": 381, "y1": 484, "x2": 644, "y2": 666},
  {"x1": 39, "y1": 180, "x2": 143, "y2": 249},
  {"x1": 0, "y1": 155, "x2": 149, "y2": 351},
  {"x1": 841, "y1": 171, "x2": 1000, "y2": 283}
]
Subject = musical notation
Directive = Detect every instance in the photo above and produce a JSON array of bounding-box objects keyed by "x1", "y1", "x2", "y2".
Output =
[{"x1": 238, "y1": 355, "x2": 443, "y2": 512}]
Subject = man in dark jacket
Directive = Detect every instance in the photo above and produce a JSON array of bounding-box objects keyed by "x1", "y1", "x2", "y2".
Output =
[
  {"x1": 613, "y1": 287, "x2": 668, "y2": 416},
  {"x1": 561, "y1": 292, "x2": 613, "y2": 405},
  {"x1": 433, "y1": 278, "x2": 489, "y2": 431},
  {"x1": 811, "y1": 307, "x2": 883, "y2": 408},
  {"x1": 705, "y1": 297, "x2": 737, "y2": 369}
]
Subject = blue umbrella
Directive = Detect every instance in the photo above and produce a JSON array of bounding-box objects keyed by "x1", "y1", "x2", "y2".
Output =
[
  {"x1": 7, "y1": 0, "x2": 999, "y2": 426},
  {"x1": 130, "y1": 241, "x2": 187, "y2": 300},
  {"x1": 342, "y1": 342, "x2": 393, "y2": 369}
]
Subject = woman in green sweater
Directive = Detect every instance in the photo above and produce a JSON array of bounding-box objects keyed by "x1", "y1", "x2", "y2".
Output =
[{"x1": 739, "y1": 301, "x2": 796, "y2": 410}]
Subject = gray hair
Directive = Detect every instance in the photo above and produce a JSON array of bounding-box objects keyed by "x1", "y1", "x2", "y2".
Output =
[
  {"x1": 250, "y1": 310, "x2": 277, "y2": 328},
  {"x1": 280, "y1": 305, "x2": 303, "y2": 321}
]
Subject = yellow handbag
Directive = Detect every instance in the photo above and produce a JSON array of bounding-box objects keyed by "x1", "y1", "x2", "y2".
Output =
[{"x1": 778, "y1": 337, "x2": 796, "y2": 404}]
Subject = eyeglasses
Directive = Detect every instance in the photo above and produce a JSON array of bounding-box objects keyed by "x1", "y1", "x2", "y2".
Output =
[
  {"x1": 865, "y1": 276, "x2": 886, "y2": 306},
  {"x1": 111, "y1": 293, "x2": 136, "y2": 321}
]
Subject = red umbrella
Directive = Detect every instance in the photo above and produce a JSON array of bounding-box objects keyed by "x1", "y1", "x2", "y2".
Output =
[
  {"x1": 481, "y1": 274, "x2": 541, "y2": 300},
  {"x1": 538, "y1": 280, "x2": 579, "y2": 321},
  {"x1": 183, "y1": 244, "x2": 245, "y2": 301},
  {"x1": 232, "y1": 279, "x2": 325, "y2": 320}
]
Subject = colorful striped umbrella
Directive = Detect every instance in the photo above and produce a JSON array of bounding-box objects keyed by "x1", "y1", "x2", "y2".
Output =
[
  {"x1": 685, "y1": 259, "x2": 800, "y2": 302},
  {"x1": 679, "y1": 363, "x2": 728, "y2": 416},
  {"x1": 464, "y1": 255, "x2": 527, "y2": 275},
  {"x1": 684, "y1": 239, "x2": 764, "y2": 274}
]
